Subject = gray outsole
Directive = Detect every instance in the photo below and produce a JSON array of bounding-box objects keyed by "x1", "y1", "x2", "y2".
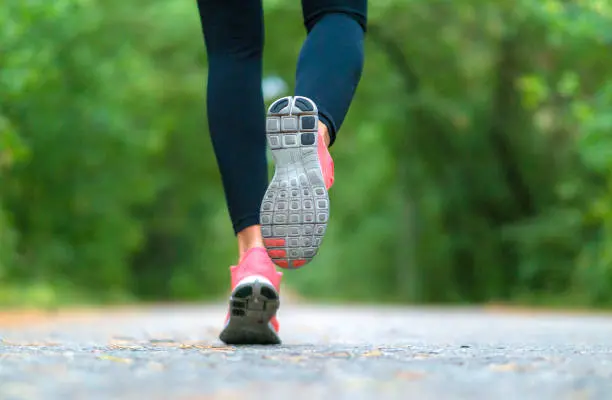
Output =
[
  {"x1": 219, "y1": 279, "x2": 281, "y2": 345},
  {"x1": 261, "y1": 96, "x2": 329, "y2": 269}
]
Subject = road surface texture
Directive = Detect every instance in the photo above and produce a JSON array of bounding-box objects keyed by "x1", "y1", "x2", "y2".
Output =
[{"x1": 1, "y1": 303, "x2": 612, "y2": 400}]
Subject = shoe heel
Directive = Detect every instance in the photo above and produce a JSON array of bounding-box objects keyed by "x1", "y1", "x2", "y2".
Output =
[{"x1": 220, "y1": 276, "x2": 281, "y2": 345}]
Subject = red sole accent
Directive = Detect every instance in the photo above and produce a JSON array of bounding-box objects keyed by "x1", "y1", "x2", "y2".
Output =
[
  {"x1": 270, "y1": 258, "x2": 309, "y2": 269},
  {"x1": 274, "y1": 259, "x2": 289, "y2": 268},
  {"x1": 268, "y1": 249, "x2": 286, "y2": 258},
  {"x1": 264, "y1": 238, "x2": 286, "y2": 248}
]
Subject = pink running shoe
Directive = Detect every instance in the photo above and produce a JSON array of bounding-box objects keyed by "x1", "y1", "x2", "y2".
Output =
[
  {"x1": 219, "y1": 247, "x2": 283, "y2": 345},
  {"x1": 260, "y1": 96, "x2": 334, "y2": 269}
]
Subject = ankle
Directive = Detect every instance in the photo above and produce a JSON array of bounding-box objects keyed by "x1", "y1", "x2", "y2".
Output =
[
  {"x1": 318, "y1": 121, "x2": 331, "y2": 147},
  {"x1": 237, "y1": 225, "x2": 265, "y2": 260}
]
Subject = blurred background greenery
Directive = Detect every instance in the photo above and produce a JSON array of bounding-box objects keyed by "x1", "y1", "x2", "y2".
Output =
[{"x1": 1, "y1": 0, "x2": 612, "y2": 308}]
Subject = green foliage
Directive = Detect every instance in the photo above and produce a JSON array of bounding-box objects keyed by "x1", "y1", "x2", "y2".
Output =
[
  {"x1": 288, "y1": 0, "x2": 612, "y2": 306},
  {"x1": 1, "y1": 0, "x2": 612, "y2": 307},
  {"x1": 0, "y1": 0, "x2": 228, "y2": 304}
]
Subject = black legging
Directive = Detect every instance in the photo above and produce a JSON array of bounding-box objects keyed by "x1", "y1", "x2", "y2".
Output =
[{"x1": 196, "y1": 0, "x2": 367, "y2": 234}]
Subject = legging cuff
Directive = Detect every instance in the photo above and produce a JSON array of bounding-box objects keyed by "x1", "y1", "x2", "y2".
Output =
[
  {"x1": 318, "y1": 109, "x2": 337, "y2": 147},
  {"x1": 233, "y1": 214, "x2": 261, "y2": 235}
]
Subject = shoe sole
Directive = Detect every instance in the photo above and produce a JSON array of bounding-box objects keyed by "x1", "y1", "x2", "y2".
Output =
[
  {"x1": 219, "y1": 276, "x2": 281, "y2": 345},
  {"x1": 260, "y1": 96, "x2": 329, "y2": 269}
]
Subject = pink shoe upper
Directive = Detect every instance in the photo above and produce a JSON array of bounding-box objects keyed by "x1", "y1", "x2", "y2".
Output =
[
  {"x1": 231, "y1": 247, "x2": 282, "y2": 291},
  {"x1": 317, "y1": 128, "x2": 334, "y2": 190}
]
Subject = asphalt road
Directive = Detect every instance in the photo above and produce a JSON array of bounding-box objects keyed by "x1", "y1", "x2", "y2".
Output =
[{"x1": 1, "y1": 303, "x2": 612, "y2": 400}]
